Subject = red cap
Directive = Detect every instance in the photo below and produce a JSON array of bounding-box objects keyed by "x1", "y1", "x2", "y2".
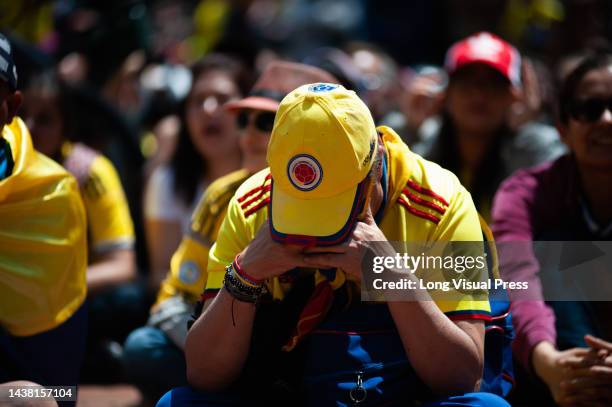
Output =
[
  {"x1": 444, "y1": 32, "x2": 521, "y2": 88},
  {"x1": 225, "y1": 61, "x2": 339, "y2": 112}
]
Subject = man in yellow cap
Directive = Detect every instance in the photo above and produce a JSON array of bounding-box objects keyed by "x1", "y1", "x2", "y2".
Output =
[
  {"x1": 159, "y1": 84, "x2": 509, "y2": 406},
  {"x1": 122, "y1": 62, "x2": 338, "y2": 402},
  {"x1": 0, "y1": 33, "x2": 87, "y2": 390}
]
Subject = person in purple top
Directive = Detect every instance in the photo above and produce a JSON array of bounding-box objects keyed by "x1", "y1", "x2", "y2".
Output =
[{"x1": 492, "y1": 51, "x2": 612, "y2": 406}]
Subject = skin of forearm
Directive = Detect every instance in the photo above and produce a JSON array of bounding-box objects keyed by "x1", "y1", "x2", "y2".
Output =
[
  {"x1": 381, "y1": 265, "x2": 483, "y2": 394},
  {"x1": 185, "y1": 289, "x2": 257, "y2": 391},
  {"x1": 387, "y1": 300, "x2": 484, "y2": 394},
  {"x1": 87, "y1": 249, "x2": 136, "y2": 294},
  {"x1": 532, "y1": 341, "x2": 563, "y2": 392}
]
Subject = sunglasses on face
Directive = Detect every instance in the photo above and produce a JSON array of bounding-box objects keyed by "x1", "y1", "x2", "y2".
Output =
[
  {"x1": 237, "y1": 110, "x2": 276, "y2": 133},
  {"x1": 569, "y1": 97, "x2": 612, "y2": 123}
]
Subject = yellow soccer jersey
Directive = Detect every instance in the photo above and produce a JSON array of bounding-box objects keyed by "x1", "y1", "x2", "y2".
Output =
[
  {"x1": 62, "y1": 142, "x2": 135, "y2": 256},
  {"x1": 0, "y1": 118, "x2": 88, "y2": 336},
  {"x1": 155, "y1": 168, "x2": 251, "y2": 306},
  {"x1": 205, "y1": 126, "x2": 490, "y2": 321}
]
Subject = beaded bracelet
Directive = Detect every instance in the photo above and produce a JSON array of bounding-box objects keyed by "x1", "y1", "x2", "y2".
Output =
[{"x1": 224, "y1": 262, "x2": 264, "y2": 303}]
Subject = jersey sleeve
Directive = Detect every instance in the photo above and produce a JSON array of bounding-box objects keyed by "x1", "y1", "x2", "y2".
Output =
[
  {"x1": 154, "y1": 170, "x2": 250, "y2": 306},
  {"x1": 429, "y1": 185, "x2": 491, "y2": 320},
  {"x1": 82, "y1": 155, "x2": 135, "y2": 255},
  {"x1": 155, "y1": 236, "x2": 211, "y2": 306},
  {"x1": 204, "y1": 195, "x2": 254, "y2": 298}
]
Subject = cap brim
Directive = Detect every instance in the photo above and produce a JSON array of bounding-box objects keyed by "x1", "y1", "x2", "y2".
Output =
[
  {"x1": 225, "y1": 96, "x2": 279, "y2": 112},
  {"x1": 451, "y1": 59, "x2": 515, "y2": 87},
  {"x1": 269, "y1": 180, "x2": 366, "y2": 245}
]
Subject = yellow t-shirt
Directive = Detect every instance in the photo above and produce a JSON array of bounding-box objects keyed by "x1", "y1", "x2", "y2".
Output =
[
  {"x1": 62, "y1": 142, "x2": 135, "y2": 256},
  {"x1": 205, "y1": 126, "x2": 490, "y2": 320},
  {"x1": 155, "y1": 168, "x2": 251, "y2": 306},
  {"x1": 0, "y1": 118, "x2": 88, "y2": 336}
]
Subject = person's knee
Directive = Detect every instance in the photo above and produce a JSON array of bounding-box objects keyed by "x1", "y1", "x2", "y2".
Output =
[
  {"x1": 124, "y1": 326, "x2": 164, "y2": 353},
  {"x1": 0, "y1": 381, "x2": 58, "y2": 407},
  {"x1": 123, "y1": 327, "x2": 164, "y2": 368},
  {"x1": 155, "y1": 386, "x2": 242, "y2": 407},
  {"x1": 155, "y1": 388, "x2": 173, "y2": 407},
  {"x1": 425, "y1": 392, "x2": 510, "y2": 407},
  {"x1": 453, "y1": 392, "x2": 511, "y2": 407},
  {"x1": 123, "y1": 326, "x2": 186, "y2": 387}
]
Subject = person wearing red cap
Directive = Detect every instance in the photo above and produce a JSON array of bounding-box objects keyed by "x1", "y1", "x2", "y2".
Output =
[
  {"x1": 122, "y1": 62, "x2": 338, "y2": 403},
  {"x1": 157, "y1": 83, "x2": 510, "y2": 406},
  {"x1": 413, "y1": 32, "x2": 565, "y2": 221}
]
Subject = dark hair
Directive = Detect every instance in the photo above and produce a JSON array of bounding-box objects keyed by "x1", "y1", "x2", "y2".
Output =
[
  {"x1": 170, "y1": 53, "x2": 251, "y2": 205},
  {"x1": 435, "y1": 113, "x2": 507, "y2": 210},
  {"x1": 558, "y1": 51, "x2": 612, "y2": 125},
  {"x1": 24, "y1": 70, "x2": 76, "y2": 154}
]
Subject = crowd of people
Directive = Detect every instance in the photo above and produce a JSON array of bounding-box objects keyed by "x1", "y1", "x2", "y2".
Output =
[{"x1": 1, "y1": 1, "x2": 612, "y2": 406}]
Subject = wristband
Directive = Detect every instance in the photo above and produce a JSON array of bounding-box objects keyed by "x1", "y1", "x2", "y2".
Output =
[
  {"x1": 233, "y1": 255, "x2": 264, "y2": 286},
  {"x1": 224, "y1": 262, "x2": 264, "y2": 303}
]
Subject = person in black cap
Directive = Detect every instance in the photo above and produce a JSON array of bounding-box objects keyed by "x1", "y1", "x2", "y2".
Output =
[
  {"x1": 0, "y1": 34, "x2": 21, "y2": 132},
  {"x1": 0, "y1": 33, "x2": 88, "y2": 398}
]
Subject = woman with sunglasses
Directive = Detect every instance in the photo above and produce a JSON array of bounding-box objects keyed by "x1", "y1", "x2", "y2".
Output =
[
  {"x1": 492, "y1": 51, "x2": 612, "y2": 406},
  {"x1": 124, "y1": 62, "x2": 338, "y2": 403},
  {"x1": 144, "y1": 54, "x2": 250, "y2": 289}
]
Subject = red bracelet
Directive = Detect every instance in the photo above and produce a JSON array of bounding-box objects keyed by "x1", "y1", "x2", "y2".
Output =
[{"x1": 233, "y1": 254, "x2": 264, "y2": 285}]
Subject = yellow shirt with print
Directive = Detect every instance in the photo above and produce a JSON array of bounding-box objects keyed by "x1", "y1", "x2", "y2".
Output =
[
  {"x1": 155, "y1": 168, "x2": 251, "y2": 306},
  {"x1": 62, "y1": 142, "x2": 134, "y2": 257},
  {"x1": 205, "y1": 126, "x2": 490, "y2": 320},
  {"x1": 0, "y1": 118, "x2": 87, "y2": 336}
]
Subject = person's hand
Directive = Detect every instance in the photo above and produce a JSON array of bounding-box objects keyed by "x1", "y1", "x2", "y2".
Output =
[
  {"x1": 557, "y1": 368, "x2": 612, "y2": 407},
  {"x1": 400, "y1": 68, "x2": 445, "y2": 135},
  {"x1": 532, "y1": 342, "x2": 597, "y2": 406},
  {"x1": 585, "y1": 335, "x2": 612, "y2": 356},
  {"x1": 301, "y1": 208, "x2": 392, "y2": 282},
  {"x1": 559, "y1": 336, "x2": 611, "y2": 369},
  {"x1": 237, "y1": 222, "x2": 308, "y2": 281},
  {"x1": 555, "y1": 335, "x2": 612, "y2": 407},
  {"x1": 508, "y1": 58, "x2": 543, "y2": 130}
]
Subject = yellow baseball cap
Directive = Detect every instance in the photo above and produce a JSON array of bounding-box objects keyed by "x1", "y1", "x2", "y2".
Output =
[{"x1": 267, "y1": 83, "x2": 378, "y2": 245}]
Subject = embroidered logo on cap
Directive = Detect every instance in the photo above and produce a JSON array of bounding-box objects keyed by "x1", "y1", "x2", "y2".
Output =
[
  {"x1": 466, "y1": 32, "x2": 504, "y2": 60},
  {"x1": 287, "y1": 154, "x2": 323, "y2": 191},
  {"x1": 308, "y1": 83, "x2": 338, "y2": 93},
  {"x1": 362, "y1": 139, "x2": 376, "y2": 167}
]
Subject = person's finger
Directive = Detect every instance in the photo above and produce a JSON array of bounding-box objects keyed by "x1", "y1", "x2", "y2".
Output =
[
  {"x1": 303, "y1": 245, "x2": 347, "y2": 254},
  {"x1": 558, "y1": 395, "x2": 594, "y2": 407},
  {"x1": 581, "y1": 386, "x2": 612, "y2": 401},
  {"x1": 566, "y1": 400, "x2": 605, "y2": 407},
  {"x1": 302, "y1": 252, "x2": 343, "y2": 269},
  {"x1": 560, "y1": 347, "x2": 596, "y2": 359},
  {"x1": 569, "y1": 365, "x2": 612, "y2": 378},
  {"x1": 358, "y1": 205, "x2": 376, "y2": 226},
  {"x1": 561, "y1": 352, "x2": 606, "y2": 369},
  {"x1": 585, "y1": 335, "x2": 612, "y2": 352},
  {"x1": 561, "y1": 376, "x2": 609, "y2": 391},
  {"x1": 562, "y1": 384, "x2": 612, "y2": 407},
  {"x1": 561, "y1": 390, "x2": 612, "y2": 407},
  {"x1": 559, "y1": 349, "x2": 598, "y2": 365}
]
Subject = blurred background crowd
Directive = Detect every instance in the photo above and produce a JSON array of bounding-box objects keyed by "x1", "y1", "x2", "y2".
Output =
[{"x1": 1, "y1": 0, "x2": 612, "y2": 405}]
